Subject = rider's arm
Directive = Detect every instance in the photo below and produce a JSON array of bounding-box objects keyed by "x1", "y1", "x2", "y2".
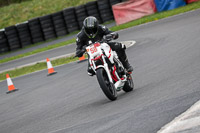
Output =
[
  {"x1": 75, "y1": 34, "x2": 85, "y2": 57},
  {"x1": 100, "y1": 25, "x2": 119, "y2": 40}
]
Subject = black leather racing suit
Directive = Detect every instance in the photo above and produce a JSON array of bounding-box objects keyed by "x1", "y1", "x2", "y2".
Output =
[{"x1": 75, "y1": 25, "x2": 129, "y2": 74}]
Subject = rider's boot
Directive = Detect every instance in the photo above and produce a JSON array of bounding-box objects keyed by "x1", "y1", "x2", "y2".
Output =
[
  {"x1": 87, "y1": 61, "x2": 95, "y2": 76},
  {"x1": 88, "y1": 67, "x2": 95, "y2": 76},
  {"x1": 118, "y1": 51, "x2": 133, "y2": 72},
  {"x1": 121, "y1": 59, "x2": 133, "y2": 72}
]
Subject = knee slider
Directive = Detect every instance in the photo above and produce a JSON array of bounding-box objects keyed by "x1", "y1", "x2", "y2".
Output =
[
  {"x1": 121, "y1": 43, "x2": 126, "y2": 50},
  {"x1": 113, "y1": 42, "x2": 126, "y2": 51}
]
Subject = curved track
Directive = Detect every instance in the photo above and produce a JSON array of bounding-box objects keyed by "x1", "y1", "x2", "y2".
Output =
[{"x1": 0, "y1": 10, "x2": 200, "y2": 133}]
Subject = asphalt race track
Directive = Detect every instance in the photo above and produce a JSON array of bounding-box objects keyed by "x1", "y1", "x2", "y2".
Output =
[{"x1": 0, "y1": 10, "x2": 200, "y2": 133}]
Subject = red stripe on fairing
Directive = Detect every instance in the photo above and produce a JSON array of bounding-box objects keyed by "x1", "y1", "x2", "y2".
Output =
[
  {"x1": 108, "y1": 54, "x2": 111, "y2": 58},
  {"x1": 108, "y1": 48, "x2": 112, "y2": 58},
  {"x1": 109, "y1": 48, "x2": 111, "y2": 53},
  {"x1": 112, "y1": 66, "x2": 118, "y2": 82}
]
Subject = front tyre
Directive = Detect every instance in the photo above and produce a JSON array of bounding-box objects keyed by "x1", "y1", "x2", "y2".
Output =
[
  {"x1": 123, "y1": 74, "x2": 134, "y2": 92},
  {"x1": 96, "y1": 68, "x2": 117, "y2": 101}
]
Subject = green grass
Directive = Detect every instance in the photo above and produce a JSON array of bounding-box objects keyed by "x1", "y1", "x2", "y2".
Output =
[
  {"x1": 0, "y1": 56, "x2": 81, "y2": 81},
  {"x1": 0, "y1": 0, "x2": 31, "y2": 7},
  {"x1": 0, "y1": 0, "x2": 94, "y2": 29},
  {"x1": 0, "y1": 2, "x2": 200, "y2": 81}
]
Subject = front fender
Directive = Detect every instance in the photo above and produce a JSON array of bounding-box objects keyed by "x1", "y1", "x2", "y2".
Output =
[{"x1": 95, "y1": 65, "x2": 105, "y2": 71}]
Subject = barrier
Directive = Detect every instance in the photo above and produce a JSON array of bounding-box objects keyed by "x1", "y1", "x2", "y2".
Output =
[
  {"x1": 16, "y1": 22, "x2": 33, "y2": 47},
  {"x1": 185, "y1": 0, "x2": 200, "y2": 3},
  {"x1": 52, "y1": 11, "x2": 68, "y2": 37},
  {"x1": 75, "y1": 5, "x2": 88, "y2": 29},
  {"x1": 40, "y1": 15, "x2": 57, "y2": 40},
  {"x1": 97, "y1": 0, "x2": 114, "y2": 23},
  {"x1": 113, "y1": 0, "x2": 156, "y2": 25},
  {"x1": 154, "y1": 0, "x2": 186, "y2": 12},
  {"x1": 86, "y1": 1, "x2": 102, "y2": 24},
  {"x1": 63, "y1": 7, "x2": 79, "y2": 33},
  {"x1": 110, "y1": 0, "x2": 121, "y2": 6},
  {"x1": 28, "y1": 17, "x2": 44, "y2": 44},
  {"x1": 0, "y1": 30, "x2": 9, "y2": 53},
  {"x1": 5, "y1": 26, "x2": 22, "y2": 50}
]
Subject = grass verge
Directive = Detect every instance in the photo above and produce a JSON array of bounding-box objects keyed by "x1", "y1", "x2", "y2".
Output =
[
  {"x1": 0, "y1": 2, "x2": 200, "y2": 81},
  {"x1": 0, "y1": 56, "x2": 81, "y2": 81},
  {"x1": 0, "y1": 0, "x2": 94, "y2": 29},
  {"x1": 0, "y1": 38, "x2": 76, "y2": 64}
]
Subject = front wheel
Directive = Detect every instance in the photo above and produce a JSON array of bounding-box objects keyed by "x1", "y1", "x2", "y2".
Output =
[
  {"x1": 123, "y1": 74, "x2": 134, "y2": 92},
  {"x1": 96, "y1": 68, "x2": 117, "y2": 101}
]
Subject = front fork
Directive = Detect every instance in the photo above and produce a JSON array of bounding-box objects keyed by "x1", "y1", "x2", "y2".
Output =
[
  {"x1": 102, "y1": 57, "x2": 114, "y2": 84},
  {"x1": 92, "y1": 55, "x2": 127, "y2": 91},
  {"x1": 103, "y1": 56, "x2": 127, "y2": 91}
]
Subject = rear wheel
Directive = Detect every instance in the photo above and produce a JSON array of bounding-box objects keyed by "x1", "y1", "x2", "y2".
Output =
[
  {"x1": 96, "y1": 68, "x2": 117, "y2": 101},
  {"x1": 123, "y1": 74, "x2": 134, "y2": 92}
]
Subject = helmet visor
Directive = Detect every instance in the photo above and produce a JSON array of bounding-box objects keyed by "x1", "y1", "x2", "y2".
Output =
[{"x1": 85, "y1": 27, "x2": 98, "y2": 37}]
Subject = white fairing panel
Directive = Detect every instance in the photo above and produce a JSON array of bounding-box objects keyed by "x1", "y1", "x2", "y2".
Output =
[{"x1": 101, "y1": 43, "x2": 115, "y2": 64}]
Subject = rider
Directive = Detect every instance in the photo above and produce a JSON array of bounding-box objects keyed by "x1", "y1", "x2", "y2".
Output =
[{"x1": 75, "y1": 16, "x2": 133, "y2": 76}]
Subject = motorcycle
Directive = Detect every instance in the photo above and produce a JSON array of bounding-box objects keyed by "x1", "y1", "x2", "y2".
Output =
[{"x1": 80, "y1": 36, "x2": 134, "y2": 101}]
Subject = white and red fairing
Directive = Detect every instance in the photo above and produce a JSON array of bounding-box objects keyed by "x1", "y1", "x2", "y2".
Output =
[
  {"x1": 86, "y1": 42, "x2": 126, "y2": 90},
  {"x1": 87, "y1": 42, "x2": 117, "y2": 70}
]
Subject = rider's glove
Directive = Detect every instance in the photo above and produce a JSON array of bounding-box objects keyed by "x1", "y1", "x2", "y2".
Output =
[
  {"x1": 110, "y1": 32, "x2": 119, "y2": 40},
  {"x1": 76, "y1": 49, "x2": 85, "y2": 57},
  {"x1": 76, "y1": 45, "x2": 87, "y2": 57},
  {"x1": 105, "y1": 32, "x2": 119, "y2": 40},
  {"x1": 105, "y1": 34, "x2": 113, "y2": 40}
]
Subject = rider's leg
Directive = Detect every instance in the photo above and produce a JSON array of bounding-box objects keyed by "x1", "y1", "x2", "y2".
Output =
[
  {"x1": 108, "y1": 42, "x2": 133, "y2": 72},
  {"x1": 87, "y1": 57, "x2": 95, "y2": 76}
]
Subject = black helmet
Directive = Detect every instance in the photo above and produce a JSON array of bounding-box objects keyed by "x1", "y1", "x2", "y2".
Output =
[{"x1": 83, "y1": 16, "x2": 99, "y2": 38}]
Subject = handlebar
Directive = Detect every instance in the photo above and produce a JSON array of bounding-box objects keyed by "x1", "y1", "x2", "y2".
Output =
[
  {"x1": 75, "y1": 34, "x2": 114, "y2": 57},
  {"x1": 99, "y1": 35, "x2": 113, "y2": 43}
]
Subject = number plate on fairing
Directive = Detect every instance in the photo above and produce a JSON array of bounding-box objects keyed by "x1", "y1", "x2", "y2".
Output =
[{"x1": 87, "y1": 43, "x2": 101, "y2": 55}]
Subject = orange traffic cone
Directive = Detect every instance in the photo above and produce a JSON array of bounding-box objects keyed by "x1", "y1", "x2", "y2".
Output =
[
  {"x1": 78, "y1": 55, "x2": 87, "y2": 63},
  {"x1": 46, "y1": 58, "x2": 57, "y2": 76},
  {"x1": 6, "y1": 74, "x2": 18, "y2": 94}
]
